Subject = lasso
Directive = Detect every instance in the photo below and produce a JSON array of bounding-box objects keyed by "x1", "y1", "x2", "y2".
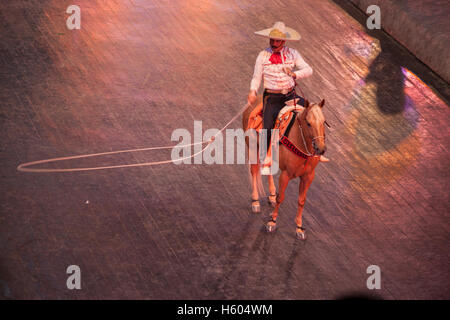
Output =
[{"x1": 17, "y1": 102, "x2": 250, "y2": 173}]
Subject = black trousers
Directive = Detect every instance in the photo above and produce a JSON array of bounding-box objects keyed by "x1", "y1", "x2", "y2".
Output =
[{"x1": 262, "y1": 89, "x2": 305, "y2": 150}]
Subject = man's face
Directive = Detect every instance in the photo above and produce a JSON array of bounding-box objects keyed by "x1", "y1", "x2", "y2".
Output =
[{"x1": 270, "y1": 38, "x2": 285, "y2": 52}]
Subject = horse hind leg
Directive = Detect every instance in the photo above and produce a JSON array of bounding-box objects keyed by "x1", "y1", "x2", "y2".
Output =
[{"x1": 250, "y1": 163, "x2": 261, "y2": 213}]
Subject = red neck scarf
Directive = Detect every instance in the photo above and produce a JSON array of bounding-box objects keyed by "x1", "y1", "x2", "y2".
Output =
[{"x1": 269, "y1": 50, "x2": 286, "y2": 64}]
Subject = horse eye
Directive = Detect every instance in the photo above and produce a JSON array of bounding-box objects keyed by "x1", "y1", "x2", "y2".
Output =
[{"x1": 307, "y1": 122, "x2": 311, "y2": 127}]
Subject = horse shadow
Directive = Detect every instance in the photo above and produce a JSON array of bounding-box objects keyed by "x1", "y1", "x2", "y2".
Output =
[{"x1": 204, "y1": 211, "x2": 283, "y2": 299}]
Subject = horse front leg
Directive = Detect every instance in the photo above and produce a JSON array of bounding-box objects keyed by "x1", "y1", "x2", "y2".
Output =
[
  {"x1": 295, "y1": 172, "x2": 315, "y2": 240},
  {"x1": 266, "y1": 170, "x2": 290, "y2": 232},
  {"x1": 267, "y1": 175, "x2": 277, "y2": 207}
]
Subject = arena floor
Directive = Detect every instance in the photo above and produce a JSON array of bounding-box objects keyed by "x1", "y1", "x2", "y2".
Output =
[{"x1": 0, "y1": 0, "x2": 449, "y2": 299}]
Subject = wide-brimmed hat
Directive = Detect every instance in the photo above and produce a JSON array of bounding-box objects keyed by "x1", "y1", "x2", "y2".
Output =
[{"x1": 254, "y1": 21, "x2": 301, "y2": 41}]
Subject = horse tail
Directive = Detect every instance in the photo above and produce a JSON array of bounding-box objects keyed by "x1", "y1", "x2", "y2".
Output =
[{"x1": 247, "y1": 163, "x2": 266, "y2": 198}]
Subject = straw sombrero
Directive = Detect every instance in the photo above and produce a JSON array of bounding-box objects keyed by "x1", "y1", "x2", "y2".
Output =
[{"x1": 254, "y1": 21, "x2": 301, "y2": 41}]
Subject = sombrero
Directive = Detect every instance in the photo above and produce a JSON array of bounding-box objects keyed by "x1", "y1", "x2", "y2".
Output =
[{"x1": 254, "y1": 21, "x2": 301, "y2": 41}]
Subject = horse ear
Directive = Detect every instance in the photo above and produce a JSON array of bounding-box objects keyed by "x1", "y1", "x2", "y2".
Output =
[
  {"x1": 304, "y1": 99, "x2": 310, "y2": 108},
  {"x1": 319, "y1": 99, "x2": 325, "y2": 108}
]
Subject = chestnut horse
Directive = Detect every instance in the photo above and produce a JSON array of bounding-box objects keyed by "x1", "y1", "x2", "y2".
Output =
[{"x1": 242, "y1": 97, "x2": 327, "y2": 240}]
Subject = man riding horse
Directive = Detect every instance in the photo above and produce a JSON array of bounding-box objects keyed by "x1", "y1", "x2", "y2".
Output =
[{"x1": 247, "y1": 21, "x2": 329, "y2": 175}]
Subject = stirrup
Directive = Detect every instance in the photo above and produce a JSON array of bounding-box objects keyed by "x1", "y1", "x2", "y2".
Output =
[{"x1": 260, "y1": 166, "x2": 271, "y2": 175}]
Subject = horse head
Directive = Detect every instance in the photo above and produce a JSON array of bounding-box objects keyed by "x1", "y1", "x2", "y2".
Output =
[{"x1": 298, "y1": 99, "x2": 327, "y2": 156}]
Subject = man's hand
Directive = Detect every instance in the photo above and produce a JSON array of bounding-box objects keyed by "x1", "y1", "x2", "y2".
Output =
[
  {"x1": 247, "y1": 90, "x2": 257, "y2": 104},
  {"x1": 284, "y1": 67, "x2": 297, "y2": 79}
]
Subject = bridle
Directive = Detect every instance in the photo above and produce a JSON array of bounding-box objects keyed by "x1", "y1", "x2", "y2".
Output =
[{"x1": 297, "y1": 107, "x2": 326, "y2": 157}]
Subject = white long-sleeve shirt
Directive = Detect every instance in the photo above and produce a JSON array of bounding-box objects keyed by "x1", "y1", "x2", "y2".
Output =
[{"x1": 250, "y1": 46, "x2": 313, "y2": 92}]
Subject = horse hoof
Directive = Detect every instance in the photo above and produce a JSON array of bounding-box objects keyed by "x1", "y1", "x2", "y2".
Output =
[
  {"x1": 251, "y1": 201, "x2": 260, "y2": 213},
  {"x1": 296, "y1": 230, "x2": 306, "y2": 240},
  {"x1": 268, "y1": 196, "x2": 277, "y2": 207},
  {"x1": 266, "y1": 223, "x2": 277, "y2": 233}
]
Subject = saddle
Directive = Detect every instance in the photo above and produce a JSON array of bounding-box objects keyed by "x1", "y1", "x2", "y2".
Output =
[
  {"x1": 246, "y1": 98, "x2": 305, "y2": 163},
  {"x1": 246, "y1": 98, "x2": 304, "y2": 138}
]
